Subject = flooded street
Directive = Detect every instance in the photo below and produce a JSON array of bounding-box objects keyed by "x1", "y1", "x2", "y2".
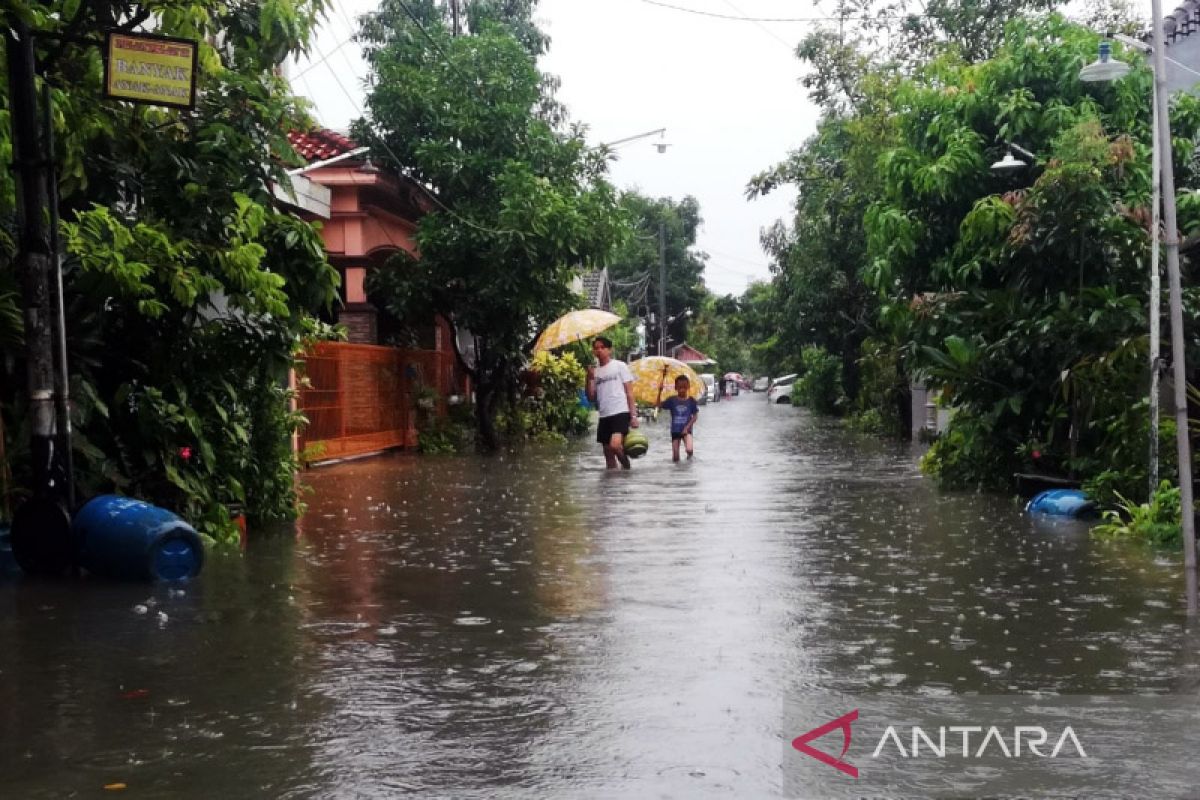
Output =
[{"x1": 2, "y1": 399, "x2": 1196, "y2": 797}]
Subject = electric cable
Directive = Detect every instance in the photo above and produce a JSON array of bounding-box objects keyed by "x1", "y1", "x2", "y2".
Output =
[
  {"x1": 642, "y1": 0, "x2": 865, "y2": 22},
  {"x1": 293, "y1": 36, "x2": 356, "y2": 80},
  {"x1": 305, "y1": 28, "x2": 526, "y2": 237},
  {"x1": 719, "y1": 0, "x2": 795, "y2": 50},
  {"x1": 703, "y1": 245, "x2": 772, "y2": 268}
]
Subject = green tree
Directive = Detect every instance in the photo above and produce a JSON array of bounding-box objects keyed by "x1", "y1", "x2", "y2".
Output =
[
  {"x1": 0, "y1": 2, "x2": 340, "y2": 538},
  {"x1": 607, "y1": 192, "x2": 708, "y2": 350},
  {"x1": 794, "y1": 0, "x2": 1061, "y2": 111},
  {"x1": 860, "y1": 14, "x2": 1200, "y2": 493},
  {"x1": 758, "y1": 9, "x2": 1200, "y2": 491},
  {"x1": 750, "y1": 79, "x2": 897, "y2": 405},
  {"x1": 358, "y1": 0, "x2": 626, "y2": 449}
]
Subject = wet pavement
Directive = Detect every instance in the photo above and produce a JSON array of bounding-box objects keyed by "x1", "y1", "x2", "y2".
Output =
[{"x1": 1, "y1": 398, "x2": 1197, "y2": 797}]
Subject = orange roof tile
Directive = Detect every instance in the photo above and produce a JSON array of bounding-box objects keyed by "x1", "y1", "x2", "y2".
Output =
[{"x1": 287, "y1": 128, "x2": 359, "y2": 163}]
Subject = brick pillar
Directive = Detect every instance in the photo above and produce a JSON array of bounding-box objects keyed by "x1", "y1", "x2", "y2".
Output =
[
  {"x1": 338, "y1": 266, "x2": 377, "y2": 344},
  {"x1": 339, "y1": 306, "x2": 378, "y2": 344}
]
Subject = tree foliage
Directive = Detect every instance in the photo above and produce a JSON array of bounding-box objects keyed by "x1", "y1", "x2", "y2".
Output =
[
  {"x1": 0, "y1": 1, "x2": 339, "y2": 538},
  {"x1": 357, "y1": 0, "x2": 626, "y2": 449},
  {"x1": 607, "y1": 191, "x2": 708, "y2": 350},
  {"x1": 750, "y1": 10, "x2": 1200, "y2": 504}
]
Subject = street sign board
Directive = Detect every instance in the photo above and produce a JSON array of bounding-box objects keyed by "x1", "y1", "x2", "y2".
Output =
[{"x1": 103, "y1": 31, "x2": 198, "y2": 109}]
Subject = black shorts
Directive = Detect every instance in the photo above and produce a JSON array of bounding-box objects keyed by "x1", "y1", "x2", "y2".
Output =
[
  {"x1": 671, "y1": 430, "x2": 693, "y2": 441},
  {"x1": 597, "y1": 412, "x2": 631, "y2": 443}
]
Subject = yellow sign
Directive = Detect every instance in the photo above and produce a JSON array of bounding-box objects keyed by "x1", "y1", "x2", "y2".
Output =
[{"x1": 104, "y1": 32, "x2": 197, "y2": 109}]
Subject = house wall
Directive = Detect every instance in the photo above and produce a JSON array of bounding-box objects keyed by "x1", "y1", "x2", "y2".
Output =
[
  {"x1": 910, "y1": 383, "x2": 953, "y2": 440},
  {"x1": 1166, "y1": 37, "x2": 1200, "y2": 94}
]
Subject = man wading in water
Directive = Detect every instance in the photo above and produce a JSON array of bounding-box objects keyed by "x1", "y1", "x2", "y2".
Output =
[{"x1": 586, "y1": 336, "x2": 638, "y2": 469}]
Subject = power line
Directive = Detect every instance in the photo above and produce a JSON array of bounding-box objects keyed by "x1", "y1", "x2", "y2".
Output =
[
  {"x1": 330, "y1": 0, "x2": 361, "y2": 38},
  {"x1": 641, "y1": 0, "x2": 930, "y2": 23},
  {"x1": 705, "y1": 261, "x2": 768, "y2": 280},
  {"x1": 302, "y1": 16, "x2": 527, "y2": 238},
  {"x1": 719, "y1": 0, "x2": 795, "y2": 50},
  {"x1": 703, "y1": 245, "x2": 772, "y2": 268},
  {"x1": 388, "y1": 0, "x2": 483, "y2": 96},
  {"x1": 293, "y1": 35, "x2": 356, "y2": 80},
  {"x1": 640, "y1": 0, "x2": 856, "y2": 22}
]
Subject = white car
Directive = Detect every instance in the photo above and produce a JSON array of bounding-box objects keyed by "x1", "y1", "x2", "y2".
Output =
[
  {"x1": 767, "y1": 373, "x2": 798, "y2": 404},
  {"x1": 699, "y1": 373, "x2": 718, "y2": 402}
]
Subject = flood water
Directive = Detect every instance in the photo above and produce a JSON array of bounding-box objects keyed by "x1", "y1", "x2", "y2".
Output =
[{"x1": 2, "y1": 398, "x2": 1197, "y2": 797}]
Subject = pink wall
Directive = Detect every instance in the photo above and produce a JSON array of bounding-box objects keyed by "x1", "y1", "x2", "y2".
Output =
[{"x1": 305, "y1": 168, "x2": 419, "y2": 260}]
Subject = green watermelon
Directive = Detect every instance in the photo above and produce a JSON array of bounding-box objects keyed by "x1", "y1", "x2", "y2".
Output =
[{"x1": 624, "y1": 430, "x2": 649, "y2": 458}]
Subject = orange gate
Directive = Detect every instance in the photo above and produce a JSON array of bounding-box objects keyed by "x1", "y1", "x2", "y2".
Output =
[{"x1": 297, "y1": 341, "x2": 457, "y2": 464}]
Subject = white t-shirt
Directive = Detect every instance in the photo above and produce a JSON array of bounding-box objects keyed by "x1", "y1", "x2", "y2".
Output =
[{"x1": 593, "y1": 359, "x2": 634, "y2": 418}]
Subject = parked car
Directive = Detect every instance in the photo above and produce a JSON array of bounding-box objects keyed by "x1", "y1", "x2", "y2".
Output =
[
  {"x1": 699, "y1": 373, "x2": 718, "y2": 402},
  {"x1": 767, "y1": 373, "x2": 798, "y2": 404},
  {"x1": 753, "y1": 377, "x2": 769, "y2": 392}
]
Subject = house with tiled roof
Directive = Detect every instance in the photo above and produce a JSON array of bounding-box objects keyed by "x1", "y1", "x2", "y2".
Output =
[
  {"x1": 282, "y1": 128, "x2": 436, "y2": 344},
  {"x1": 279, "y1": 127, "x2": 468, "y2": 462},
  {"x1": 569, "y1": 268, "x2": 611, "y2": 311},
  {"x1": 670, "y1": 342, "x2": 715, "y2": 367},
  {"x1": 1155, "y1": 4, "x2": 1200, "y2": 93}
]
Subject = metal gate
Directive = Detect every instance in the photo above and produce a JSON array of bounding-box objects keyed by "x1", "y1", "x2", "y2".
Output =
[{"x1": 297, "y1": 342, "x2": 455, "y2": 464}]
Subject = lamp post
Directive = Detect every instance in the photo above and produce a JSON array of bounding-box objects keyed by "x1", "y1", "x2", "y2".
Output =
[
  {"x1": 1079, "y1": 46, "x2": 1161, "y2": 491},
  {"x1": 597, "y1": 127, "x2": 671, "y2": 354},
  {"x1": 1081, "y1": 23, "x2": 1197, "y2": 583}
]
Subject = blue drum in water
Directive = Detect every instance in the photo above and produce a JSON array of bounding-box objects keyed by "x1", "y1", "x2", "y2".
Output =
[
  {"x1": 73, "y1": 495, "x2": 204, "y2": 581},
  {"x1": 1025, "y1": 489, "x2": 1096, "y2": 519}
]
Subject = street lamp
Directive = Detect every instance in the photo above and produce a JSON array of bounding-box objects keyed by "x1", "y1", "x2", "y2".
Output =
[
  {"x1": 1082, "y1": 34, "x2": 1166, "y2": 496},
  {"x1": 990, "y1": 151, "x2": 1026, "y2": 173},
  {"x1": 596, "y1": 128, "x2": 671, "y2": 354},
  {"x1": 600, "y1": 127, "x2": 668, "y2": 149},
  {"x1": 989, "y1": 143, "x2": 1037, "y2": 174},
  {"x1": 1079, "y1": 24, "x2": 1197, "y2": 582},
  {"x1": 1079, "y1": 40, "x2": 1132, "y2": 82}
]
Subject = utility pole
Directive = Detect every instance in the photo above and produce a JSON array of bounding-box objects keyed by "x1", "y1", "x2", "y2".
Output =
[
  {"x1": 1149, "y1": 0, "x2": 1198, "y2": 580},
  {"x1": 658, "y1": 219, "x2": 667, "y2": 357},
  {"x1": 450, "y1": 0, "x2": 460, "y2": 36},
  {"x1": 6, "y1": 20, "x2": 57, "y2": 502},
  {"x1": 44, "y1": 81, "x2": 74, "y2": 508},
  {"x1": 1149, "y1": 86, "x2": 1161, "y2": 494}
]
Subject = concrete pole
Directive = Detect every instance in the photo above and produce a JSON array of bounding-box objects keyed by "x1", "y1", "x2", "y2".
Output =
[
  {"x1": 43, "y1": 81, "x2": 74, "y2": 508},
  {"x1": 1150, "y1": 83, "x2": 1161, "y2": 493},
  {"x1": 1149, "y1": 0, "x2": 1198, "y2": 583},
  {"x1": 5, "y1": 21, "x2": 58, "y2": 501},
  {"x1": 658, "y1": 220, "x2": 667, "y2": 356}
]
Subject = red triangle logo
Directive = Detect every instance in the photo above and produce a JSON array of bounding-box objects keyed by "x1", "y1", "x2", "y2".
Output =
[{"x1": 791, "y1": 709, "x2": 859, "y2": 778}]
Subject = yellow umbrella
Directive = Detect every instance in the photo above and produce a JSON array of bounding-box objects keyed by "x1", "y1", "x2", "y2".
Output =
[
  {"x1": 533, "y1": 309, "x2": 622, "y2": 353},
  {"x1": 628, "y1": 356, "x2": 703, "y2": 406}
]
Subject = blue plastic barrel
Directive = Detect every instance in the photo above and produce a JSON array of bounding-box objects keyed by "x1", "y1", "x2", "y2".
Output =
[
  {"x1": 73, "y1": 495, "x2": 204, "y2": 581},
  {"x1": 1025, "y1": 489, "x2": 1096, "y2": 519}
]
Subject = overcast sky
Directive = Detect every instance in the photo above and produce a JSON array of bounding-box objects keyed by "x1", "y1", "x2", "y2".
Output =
[
  {"x1": 288, "y1": 1, "x2": 1163, "y2": 296},
  {"x1": 288, "y1": 0, "x2": 822, "y2": 297}
]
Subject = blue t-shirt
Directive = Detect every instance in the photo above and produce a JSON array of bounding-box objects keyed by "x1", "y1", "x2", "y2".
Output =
[{"x1": 660, "y1": 396, "x2": 699, "y2": 434}]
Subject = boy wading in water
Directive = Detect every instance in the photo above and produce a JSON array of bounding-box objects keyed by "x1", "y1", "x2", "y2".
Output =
[
  {"x1": 586, "y1": 336, "x2": 638, "y2": 469},
  {"x1": 656, "y1": 372, "x2": 699, "y2": 461}
]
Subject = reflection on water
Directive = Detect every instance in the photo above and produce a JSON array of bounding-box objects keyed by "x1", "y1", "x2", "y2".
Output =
[{"x1": 0, "y1": 400, "x2": 1195, "y2": 797}]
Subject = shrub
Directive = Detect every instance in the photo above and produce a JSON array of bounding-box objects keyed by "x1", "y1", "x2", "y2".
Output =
[
  {"x1": 796, "y1": 345, "x2": 843, "y2": 414},
  {"x1": 845, "y1": 407, "x2": 889, "y2": 435},
  {"x1": 418, "y1": 417, "x2": 475, "y2": 454},
  {"x1": 1092, "y1": 481, "x2": 1183, "y2": 547},
  {"x1": 521, "y1": 351, "x2": 589, "y2": 439},
  {"x1": 920, "y1": 411, "x2": 1014, "y2": 491}
]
